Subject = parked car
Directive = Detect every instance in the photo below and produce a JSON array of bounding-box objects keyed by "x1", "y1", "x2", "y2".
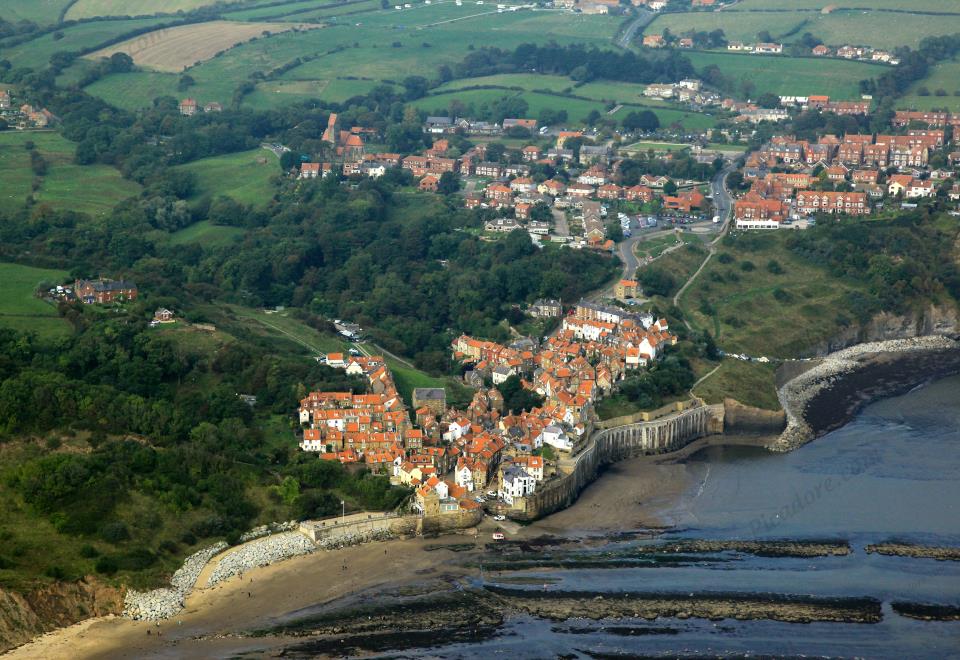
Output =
[
  {"x1": 486, "y1": 490, "x2": 497, "y2": 497},
  {"x1": 493, "y1": 515, "x2": 506, "y2": 521},
  {"x1": 492, "y1": 532, "x2": 505, "y2": 540}
]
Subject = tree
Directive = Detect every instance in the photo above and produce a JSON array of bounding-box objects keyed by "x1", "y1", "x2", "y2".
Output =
[
  {"x1": 437, "y1": 171, "x2": 460, "y2": 195},
  {"x1": 108, "y1": 52, "x2": 134, "y2": 73},
  {"x1": 584, "y1": 109, "x2": 602, "y2": 126},
  {"x1": 622, "y1": 109, "x2": 659, "y2": 133},
  {"x1": 663, "y1": 179, "x2": 677, "y2": 195},
  {"x1": 756, "y1": 93, "x2": 780, "y2": 109},
  {"x1": 606, "y1": 221, "x2": 623, "y2": 242},
  {"x1": 402, "y1": 75, "x2": 430, "y2": 100},
  {"x1": 496, "y1": 375, "x2": 543, "y2": 414},
  {"x1": 177, "y1": 74, "x2": 195, "y2": 92}
]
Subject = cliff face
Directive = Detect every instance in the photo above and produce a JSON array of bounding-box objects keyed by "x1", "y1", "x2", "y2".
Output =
[
  {"x1": 0, "y1": 578, "x2": 124, "y2": 653},
  {"x1": 801, "y1": 304, "x2": 960, "y2": 358},
  {"x1": 723, "y1": 398, "x2": 785, "y2": 433}
]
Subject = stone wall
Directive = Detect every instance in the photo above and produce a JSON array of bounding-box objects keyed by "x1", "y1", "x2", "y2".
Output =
[
  {"x1": 300, "y1": 510, "x2": 482, "y2": 547},
  {"x1": 722, "y1": 398, "x2": 786, "y2": 433},
  {"x1": 512, "y1": 403, "x2": 724, "y2": 520}
]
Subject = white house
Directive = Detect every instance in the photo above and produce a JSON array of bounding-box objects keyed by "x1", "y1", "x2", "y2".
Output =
[
  {"x1": 499, "y1": 467, "x2": 536, "y2": 505},
  {"x1": 455, "y1": 462, "x2": 474, "y2": 491},
  {"x1": 538, "y1": 424, "x2": 573, "y2": 452},
  {"x1": 443, "y1": 418, "x2": 471, "y2": 442},
  {"x1": 492, "y1": 364, "x2": 516, "y2": 385}
]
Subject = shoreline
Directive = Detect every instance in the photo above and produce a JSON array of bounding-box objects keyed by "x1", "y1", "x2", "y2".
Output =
[
  {"x1": 7, "y1": 339, "x2": 960, "y2": 657},
  {"x1": 771, "y1": 335, "x2": 960, "y2": 452}
]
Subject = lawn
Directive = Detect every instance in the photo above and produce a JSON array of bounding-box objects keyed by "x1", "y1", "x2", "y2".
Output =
[
  {"x1": 645, "y1": 10, "x2": 808, "y2": 45},
  {"x1": 0, "y1": 262, "x2": 71, "y2": 340},
  {"x1": 169, "y1": 220, "x2": 247, "y2": 247},
  {"x1": 679, "y1": 232, "x2": 869, "y2": 359},
  {"x1": 686, "y1": 51, "x2": 885, "y2": 99},
  {"x1": 172, "y1": 148, "x2": 279, "y2": 206},
  {"x1": 622, "y1": 140, "x2": 691, "y2": 153},
  {"x1": 634, "y1": 230, "x2": 690, "y2": 260},
  {"x1": 692, "y1": 359, "x2": 780, "y2": 411},
  {"x1": 0, "y1": 131, "x2": 141, "y2": 216},
  {"x1": 900, "y1": 58, "x2": 960, "y2": 111}
]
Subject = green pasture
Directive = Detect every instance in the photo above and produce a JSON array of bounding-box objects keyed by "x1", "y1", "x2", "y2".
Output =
[
  {"x1": 0, "y1": 131, "x2": 141, "y2": 216},
  {"x1": 0, "y1": 262, "x2": 71, "y2": 339},
  {"x1": 646, "y1": 7, "x2": 960, "y2": 49},
  {"x1": 734, "y1": 0, "x2": 960, "y2": 10},
  {"x1": 66, "y1": 0, "x2": 225, "y2": 19},
  {"x1": 2, "y1": 17, "x2": 167, "y2": 69},
  {"x1": 172, "y1": 148, "x2": 280, "y2": 206},
  {"x1": 169, "y1": 220, "x2": 247, "y2": 247},
  {"x1": 900, "y1": 59, "x2": 960, "y2": 111},
  {"x1": 0, "y1": 0, "x2": 72, "y2": 25},
  {"x1": 686, "y1": 51, "x2": 884, "y2": 99}
]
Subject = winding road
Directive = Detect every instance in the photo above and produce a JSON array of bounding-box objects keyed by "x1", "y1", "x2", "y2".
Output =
[{"x1": 616, "y1": 8, "x2": 654, "y2": 48}]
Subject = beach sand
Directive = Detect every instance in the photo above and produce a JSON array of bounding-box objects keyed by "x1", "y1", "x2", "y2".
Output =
[{"x1": 2, "y1": 434, "x2": 770, "y2": 659}]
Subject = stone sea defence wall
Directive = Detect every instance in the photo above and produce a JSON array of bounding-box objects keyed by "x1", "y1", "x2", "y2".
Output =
[
  {"x1": 772, "y1": 335, "x2": 960, "y2": 452},
  {"x1": 513, "y1": 403, "x2": 724, "y2": 521},
  {"x1": 123, "y1": 541, "x2": 229, "y2": 620},
  {"x1": 121, "y1": 510, "x2": 481, "y2": 622},
  {"x1": 722, "y1": 398, "x2": 786, "y2": 434}
]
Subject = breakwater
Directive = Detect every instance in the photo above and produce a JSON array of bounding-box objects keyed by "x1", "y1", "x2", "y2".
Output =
[
  {"x1": 772, "y1": 336, "x2": 960, "y2": 451},
  {"x1": 511, "y1": 402, "x2": 724, "y2": 520}
]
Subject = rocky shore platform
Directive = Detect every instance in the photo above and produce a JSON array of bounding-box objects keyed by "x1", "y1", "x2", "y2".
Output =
[
  {"x1": 771, "y1": 336, "x2": 960, "y2": 452},
  {"x1": 866, "y1": 543, "x2": 960, "y2": 562}
]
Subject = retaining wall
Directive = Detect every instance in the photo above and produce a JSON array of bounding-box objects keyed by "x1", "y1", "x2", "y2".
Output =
[{"x1": 512, "y1": 403, "x2": 724, "y2": 520}]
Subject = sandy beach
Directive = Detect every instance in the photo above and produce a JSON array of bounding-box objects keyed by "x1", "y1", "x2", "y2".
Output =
[{"x1": 0, "y1": 440, "x2": 741, "y2": 660}]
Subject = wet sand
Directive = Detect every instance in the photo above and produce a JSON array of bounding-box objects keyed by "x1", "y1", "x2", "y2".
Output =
[
  {"x1": 2, "y1": 434, "x2": 773, "y2": 659},
  {"x1": 2, "y1": 536, "x2": 478, "y2": 660}
]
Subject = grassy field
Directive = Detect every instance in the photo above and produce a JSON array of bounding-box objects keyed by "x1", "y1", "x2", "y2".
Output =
[
  {"x1": 901, "y1": 59, "x2": 960, "y2": 111},
  {"x1": 734, "y1": 0, "x2": 960, "y2": 10},
  {"x1": 172, "y1": 148, "x2": 279, "y2": 206},
  {"x1": 86, "y1": 21, "x2": 322, "y2": 72},
  {"x1": 0, "y1": 0, "x2": 72, "y2": 25},
  {"x1": 66, "y1": 0, "x2": 226, "y2": 19},
  {"x1": 0, "y1": 262, "x2": 71, "y2": 339},
  {"x1": 224, "y1": 0, "x2": 326, "y2": 21},
  {"x1": 170, "y1": 220, "x2": 247, "y2": 247},
  {"x1": 634, "y1": 230, "x2": 690, "y2": 260},
  {"x1": 622, "y1": 140, "x2": 691, "y2": 153},
  {"x1": 415, "y1": 88, "x2": 715, "y2": 130},
  {"x1": 84, "y1": 71, "x2": 181, "y2": 110},
  {"x1": 678, "y1": 232, "x2": 868, "y2": 359},
  {"x1": 692, "y1": 359, "x2": 780, "y2": 411},
  {"x1": 2, "y1": 17, "x2": 167, "y2": 69},
  {"x1": 81, "y1": 9, "x2": 621, "y2": 109},
  {"x1": 646, "y1": 7, "x2": 960, "y2": 49},
  {"x1": 0, "y1": 131, "x2": 141, "y2": 216},
  {"x1": 242, "y1": 77, "x2": 393, "y2": 109},
  {"x1": 686, "y1": 51, "x2": 884, "y2": 99}
]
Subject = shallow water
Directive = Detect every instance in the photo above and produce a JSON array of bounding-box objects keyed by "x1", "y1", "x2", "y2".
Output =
[{"x1": 420, "y1": 375, "x2": 960, "y2": 658}]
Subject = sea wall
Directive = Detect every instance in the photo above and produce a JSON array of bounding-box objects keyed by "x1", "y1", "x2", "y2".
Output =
[
  {"x1": 512, "y1": 403, "x2": 724, "y2": 520},
  {"x1": 722, "y1": 398, "x2": 786, "y2": 434},
  {"x1": 772, "y1": 336, "x2": 960, "y2": 452},
  {"x1": 300, "y1": 510, "x2": 482, "y2": 547}
]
